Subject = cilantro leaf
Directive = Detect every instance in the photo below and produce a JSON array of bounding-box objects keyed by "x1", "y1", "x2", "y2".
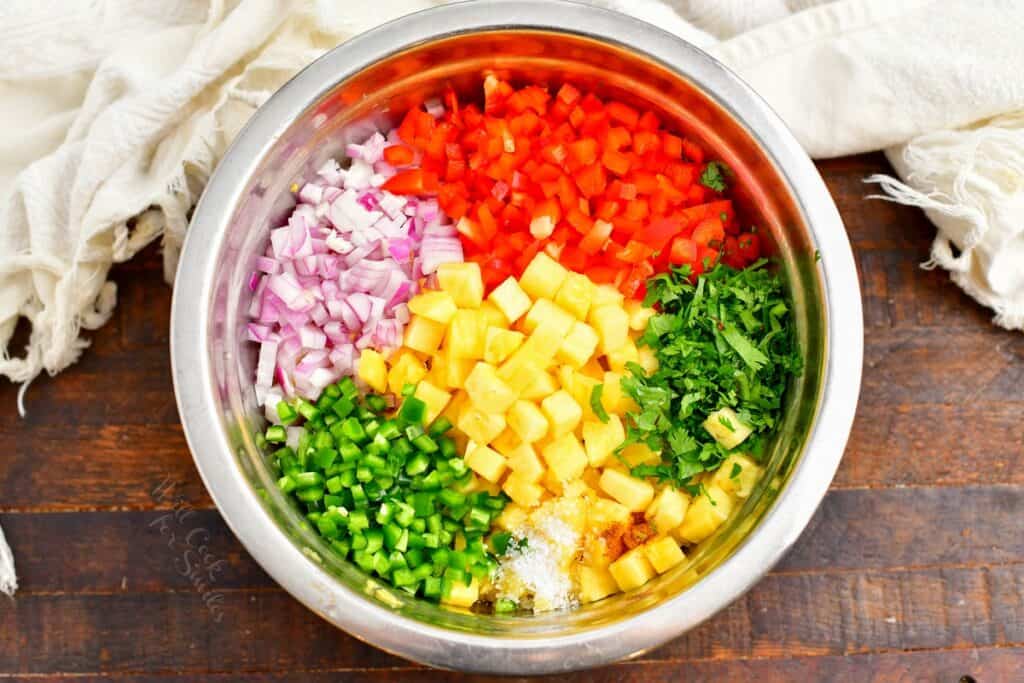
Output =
[
  {"x1": 720, "y1": 324, "x2": 769, "y2": 370},
  {"x1": 699, "y1": 161, "x2": 730, "y2": 193},
  {"x1": 590, "y1": 383, "x2": 610, "y2": 423}
]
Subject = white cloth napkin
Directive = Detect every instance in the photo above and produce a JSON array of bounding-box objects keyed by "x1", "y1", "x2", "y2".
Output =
[{"x1": 1, "y1": 0, "x2": 1022, "y2": 594}]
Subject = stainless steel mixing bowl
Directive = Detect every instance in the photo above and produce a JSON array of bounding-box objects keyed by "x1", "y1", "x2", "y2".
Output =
[{"x1": 171, "y1": 0, "x2": 863, "y2": 673}]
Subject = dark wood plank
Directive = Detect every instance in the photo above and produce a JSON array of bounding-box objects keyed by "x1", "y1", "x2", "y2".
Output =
[
  {"x1": 19, "y1": 647, "x2": 1022, "y2": 681},
  {"x1": 2, "y1": 424, "x2": 210, "y2": 512},
  {"x1": 1, "y1": 566, "x2": 1021, "y2": 674},
  {"x1": 5, "y1": 486, "x2": 1022, "y2": 595}
]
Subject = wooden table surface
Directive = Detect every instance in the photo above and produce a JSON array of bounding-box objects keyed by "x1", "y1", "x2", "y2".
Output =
[{"x1": 1, "y1": 152, "x2": 1021, "y2": 682}]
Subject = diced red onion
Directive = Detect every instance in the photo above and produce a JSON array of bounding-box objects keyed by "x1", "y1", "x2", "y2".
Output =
[
  {"x1": 298, "y1": 324, "x2": 327, "y2": 350},
  {"x1": 419, "y1": 234, "x2": 464, "y2": 275},
  {"x1": 347, "y1": 292, "x2": 372, "y2": 322},
  {"x1": 424, "y1": 98, "x2": 445, "y2": 118},
  {"x1": 299, "y1": 183, "x2": 325, "y2": 204},
  {"x1": 246, "y1": 322, "x2": 273, "y2": 342},
  {"x1": 256, "y1": 340, "x2": 278, "y2": 390},
  {"x1": 255, "y1": 256, "x2": 280, "y2": 274},
  {"x1": 263, "y1": 389, "x2": 283, "y2": 424},
  {"x1": 248, "y1": 120, "x2": 465, "y2": 406}
]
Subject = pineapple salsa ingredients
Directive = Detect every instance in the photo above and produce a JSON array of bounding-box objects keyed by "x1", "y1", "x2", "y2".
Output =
[{"x1": 249, "y1": 78, "x2": 798, "y2": 614}]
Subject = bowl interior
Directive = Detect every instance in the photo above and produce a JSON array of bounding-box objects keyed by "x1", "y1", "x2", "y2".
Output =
[{"x1": 204, "y1": 28, "x2": 825, "y2": 638}]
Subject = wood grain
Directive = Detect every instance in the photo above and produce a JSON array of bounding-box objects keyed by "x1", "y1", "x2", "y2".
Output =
[
  {"x1": 1, "y1": 153, "x2": 1021, "y2": 680},
  {"x1": 2, "y1": 566, "x2": 1021, "y2": 674},
  {"x1": 5, "y1": 648, "x2": 1022, "y2": 682}
]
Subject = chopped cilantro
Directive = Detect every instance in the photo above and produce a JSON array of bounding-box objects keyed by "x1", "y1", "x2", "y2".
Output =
[
  {"x1": 730, "y1": 462, "x2": 743, "y2": 480},
  {"x1": 718, "y1": 415, "x2": 736, "y2": 432},
  {"x1": 699, "y1": 161, "x2": 730, "y2": 193},
  {"x1": 590, "y1": 384, "x2": 610, "y2": 424},
  {"x1": 623, "y1": 261, "x2": 802, "y2": 487},
  {"x1": 719, "y1": 211, "x2": 729, "y2": 222}
]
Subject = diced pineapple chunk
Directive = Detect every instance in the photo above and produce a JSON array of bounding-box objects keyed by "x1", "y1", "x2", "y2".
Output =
[
  {"x1": 557, "y1": 321, "x2": 600, "y2": 368},
  {"x1": 582, "y1": 466, "x2": 603, "y2": 492},
  {"x1": 554, "y1": 272, "x2": 596, "y2": 320},
  {"x1": 601, "y1": 371, "x2": 638, "y2": 415},
  {"x1": 608, "y1": 547, "x2": 656, "y2": 591},
  {"x1": 490, "y1": 428, "x2": 521, "y2": 456},
  {"x1": 464, "y1": 362, "x2": 517, "y2": 414},
  {"x1": 638, "y1": 345, "x2": 659, "y2": 375},
  {"x1": 570, "y1": 372, "x2": 600, "y2": 421},
  {"x1": 592, "y1": 283, "x2": 624, "y2": 307},
  {"x1": 620, "y1": 443, "x2": 660, "y2": 467},
  {"x1": 520, "y1": 370, "x2": 559, "y2": 401},
  {"x1": 579, "y1": 565, "x2": 619, "y2": 603},
  {"x1": 484, "y1": 327, "x2": 524, "y2": 365},
  {"x1": 403, "y1": 315, "x2": 446, "y2": 355},
  {"x1": 520, "y1": 321, "x2": 565, "y2": 361},
  {"x1": 644, "y1": 536, "x2": 686, "y2": 574},
  {"x1": 580, "y1": 357, "x2": 605, "y2": 380},
  {"x1": 457, "y1": 406, "x2": 507, "y2": 445},
  {"x1": 590, "y1": 497, "x2": 630, "y2": 525},
  {"x1": 488, "y1": 276, "x2": 532, "y2": 323},
  {"x1": 478, "y1": 300, "x2": 509, "y2": 330},
  {"x1": 504, "y1": 442, "x2": 545, "y2": 483},
  {"x1": 407, "y1": 290, "x2": 458, "y2": 324},
  {"x1": 387, "y1": 350, "x2": 427, "y2": 394},
  {"x1": 541, "y1": 467, "x2": 564, "y2": 495},
  {"x1": 676, "y1": 485, "x2": 735, "y2": 544},
  {"x1": 413, "y1": 379, "x2": 451, "y2": 425},
  {"x1": 519, "y1": 252, "x2": 568, "y2": 300},
  {"x1": 437, "y1": 262, "x2": 484, "y2": 308},
  {"x1": 495, "y1": 503, "x2": 527, "y2": 530},
  {"x1": 497, "y1": 347, "x2": 546, "y2": 394},
  {"x1": 424, "y1": 353, "x2": 447, "y2": 389},
  {"x1": 557, "y1": 364, "x2": 576, "y2": 392},
  {"x1": 562, "y1": 478, "x2": 594, "y2": 500},
  {"x1": 442, "y1": 576, "x2": 480, "y2": 607},
  {"x1": 440, "y1": 389, "x2": 468, "y2": 425},
  {"x1": 589, "y1": 304, "x2": 630, "y2": 355},
  {"x1": 624, "y1": 299, "x2": 656, "y2": 331},
  {"x1": 599, "y1": 469, "x2": 654, "y2": 511},
  {"x1": 645, "y1": 487, "x2": 689, "y2": 535},
  {"x1": 447, "y1": 310, "x2": 485, "y2": 360},
  {"x1": 465, "y1": 442, "x2": 507, "y2": 483},
  {"x1": 503, "y1": 471, "x2": 544, "y2": 507},
  {"x1": 711, "y1": 453, "x2": 762, "y2": 499},
  {"x1": 507, "y1": 400, "x2": 549, "y2": 443},
  {"x1": 523, "y1": 298, "x2": 575, "y2": 336},
  {"x1": 604, "y1": 338, "x2": 639, "y2": 373},
  {"x1": 582, "y1": 415, "x2": 626, "y2": 467},
  {"x1": 541, "y1": 390, "x2": 583, "y2": 437},
  {"x1": 443, "y1": 349, "x2": 476, "y2": 389},
  {"x1": 541, "y1": 432, "x2": 588, "y2": 482},
  {"x1": 357, "y1": 349, "x2": 388, "y2": 393},
  {"x1": 703, "y1": 407, "x2": 753, "y2": 450}
]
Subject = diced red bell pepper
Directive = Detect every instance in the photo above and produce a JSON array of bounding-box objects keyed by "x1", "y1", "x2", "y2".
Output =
[
  {"x1": 381, "y1": 169, "x2": 438, "y2": 195},
  {"x1": 692, "y1": 216, "x2": 726, "y2": 247}
]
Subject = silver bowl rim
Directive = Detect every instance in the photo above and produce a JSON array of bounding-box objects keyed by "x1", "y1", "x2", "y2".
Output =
[{"x1": 170, "y1": 0, "x2": 863, "y2": 673}]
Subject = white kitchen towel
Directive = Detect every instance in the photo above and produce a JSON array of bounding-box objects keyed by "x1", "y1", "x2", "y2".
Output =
[{"x1": 1, "y1": 0, "x2": 1022, "y2": 594}]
